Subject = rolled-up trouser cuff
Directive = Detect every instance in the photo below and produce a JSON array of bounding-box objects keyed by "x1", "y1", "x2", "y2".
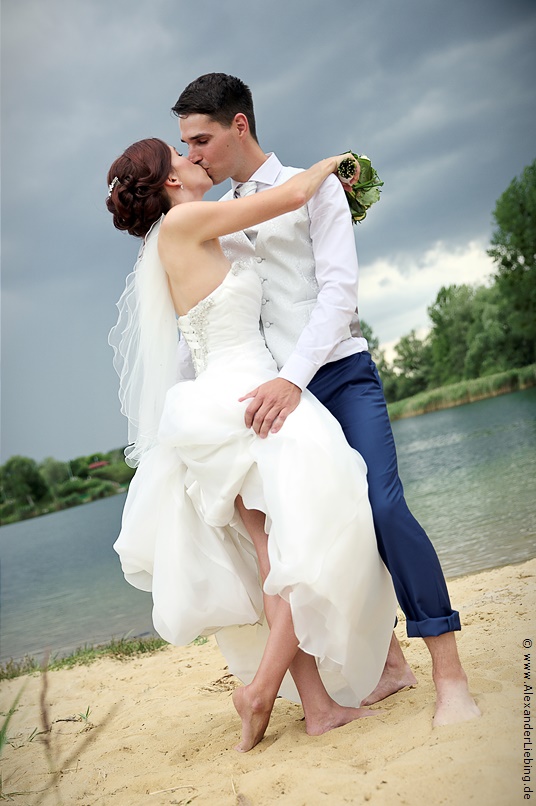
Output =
[{"x1": 406, "y1": 611, "x2": 461, "y2": 638}]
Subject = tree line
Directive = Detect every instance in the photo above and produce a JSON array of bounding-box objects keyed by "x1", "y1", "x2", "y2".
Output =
[
  {"x1": 1, "y1": 160, "x2": 534, "y2": 524},
  {"x1": 365, "y1": 159, "x2": 536, "y2": 402},
  {"x1": 0, "y1": 450, "x2": 135, "y2": 525}
]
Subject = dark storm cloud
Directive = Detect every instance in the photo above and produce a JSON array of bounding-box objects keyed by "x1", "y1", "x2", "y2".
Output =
[{"x1": 1, "y1": 0, "x2": 535, "y2": 461}]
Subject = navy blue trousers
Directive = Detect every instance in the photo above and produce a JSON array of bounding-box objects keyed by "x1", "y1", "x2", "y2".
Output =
[{"x1": 308, "y1": 351, "x2": 461, "y2": 638}]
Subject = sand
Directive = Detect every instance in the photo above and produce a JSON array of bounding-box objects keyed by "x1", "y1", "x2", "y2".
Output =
[{"x1": 1, "y1": 558, "x2": 534, "y2": 806}]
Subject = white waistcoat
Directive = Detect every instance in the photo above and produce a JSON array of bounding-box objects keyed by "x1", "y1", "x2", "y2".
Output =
[{"x1": 220, "y1": 177, "x2": 355, "y2": 369}]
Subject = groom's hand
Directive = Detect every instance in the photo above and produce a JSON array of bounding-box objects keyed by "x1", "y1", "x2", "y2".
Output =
[{"x1": 239, "y1": 379, "x2": 302, "y2": 438}]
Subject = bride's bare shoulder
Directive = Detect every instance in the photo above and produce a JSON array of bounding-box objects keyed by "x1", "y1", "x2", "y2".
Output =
[
  {"x1": 161, "y1": 202, "x2": 216, "y2": 237},
  {"x1": 157, "y1": 208, "x2": 199, "y2": 271}
]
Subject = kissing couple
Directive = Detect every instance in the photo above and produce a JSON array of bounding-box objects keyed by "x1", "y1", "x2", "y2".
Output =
[{"x1": 107, "y1": 72, "x2": 480, "y2": 752}]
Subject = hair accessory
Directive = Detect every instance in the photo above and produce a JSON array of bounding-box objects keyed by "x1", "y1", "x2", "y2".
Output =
[{"x1": 108, "y1": 176, "x2": 120, "y2": 197}]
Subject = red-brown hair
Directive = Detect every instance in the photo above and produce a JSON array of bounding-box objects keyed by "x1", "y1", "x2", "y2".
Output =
[{"x1": 106, "y1": 138, "x2": 172, "y2": 237}]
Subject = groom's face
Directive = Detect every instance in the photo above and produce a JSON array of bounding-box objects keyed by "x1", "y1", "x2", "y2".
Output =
[{"x1": 179, "y1": 114, "x2": 241, "y2": 185}]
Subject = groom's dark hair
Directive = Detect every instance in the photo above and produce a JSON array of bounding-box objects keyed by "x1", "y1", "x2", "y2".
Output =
[{"x1": 172, "y1": 73, "x2": 258, "y2": 143}]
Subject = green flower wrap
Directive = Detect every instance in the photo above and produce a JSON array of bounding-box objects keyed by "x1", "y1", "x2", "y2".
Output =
[{"x1": 337, "y1": 153, "x2": 383, "y2": 223}]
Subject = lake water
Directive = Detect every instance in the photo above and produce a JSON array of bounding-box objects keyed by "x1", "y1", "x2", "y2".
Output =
[{"x1": 1, "y1": 388, "x2": 535, "y2": 663}]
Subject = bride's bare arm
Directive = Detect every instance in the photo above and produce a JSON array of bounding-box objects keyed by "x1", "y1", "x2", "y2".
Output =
[{"x1": 163, "y1": 155, "x2": 354, "y2": 244}]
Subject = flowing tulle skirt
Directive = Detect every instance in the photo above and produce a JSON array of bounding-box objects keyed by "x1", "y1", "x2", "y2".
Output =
[{"x1": 114, "y1": 357, "x2": 396, "y2": 706}]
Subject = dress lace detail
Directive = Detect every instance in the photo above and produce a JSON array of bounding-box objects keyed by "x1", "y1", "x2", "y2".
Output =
[
  {"x1": 179, "y1": 297, "x2": 215, "y2": 376},
  {"x1": 230, "y1": 259, "x2": 250, "y2": 276},
  {"x1": 178, "y1": 261, "x2": 253, "y2": 376}
]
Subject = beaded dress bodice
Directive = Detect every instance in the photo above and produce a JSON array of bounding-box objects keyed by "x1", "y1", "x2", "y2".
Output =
[{"x1": 177, "y1": 261, "x2": 276, "y2": 377}]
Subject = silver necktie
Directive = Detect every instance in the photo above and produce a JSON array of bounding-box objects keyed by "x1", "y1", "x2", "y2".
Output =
[
  {"x1": 234, "y1": 180, "x2": 258, "y2": 198},
  {"x1": 233, "y1": 181, "x2": 259, "y2": 243}
]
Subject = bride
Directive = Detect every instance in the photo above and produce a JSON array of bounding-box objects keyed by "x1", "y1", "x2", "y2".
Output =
[{"x1": 106, "y1": 138, "x2": 396, "y2": 751}]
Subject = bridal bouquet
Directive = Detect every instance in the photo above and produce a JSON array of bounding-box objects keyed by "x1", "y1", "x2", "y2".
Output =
[{"x1": 337, "y1": 153, "x2": 383, "y2": 223}]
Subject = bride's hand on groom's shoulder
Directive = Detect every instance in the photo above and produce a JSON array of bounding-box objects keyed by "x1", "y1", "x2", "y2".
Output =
[
  {"x1": 239, "y1": 378, "x2": 302, "y2": 438},
  {"x1": 335, "y1": 153, "x2": 361, "y2": 186}
]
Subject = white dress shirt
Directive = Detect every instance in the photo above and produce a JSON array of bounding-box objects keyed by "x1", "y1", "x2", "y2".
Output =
[{"x1": 230, "y1": 153, "x2": 368, "y2": 390}]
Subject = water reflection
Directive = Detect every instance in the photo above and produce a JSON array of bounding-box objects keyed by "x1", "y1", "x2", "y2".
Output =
[
  {"x1": 393, "y1": 388, "x2": 536, "y2": 577},
  {"x1": 1, "y1": 389, "x2": 535, "y2": 661}
]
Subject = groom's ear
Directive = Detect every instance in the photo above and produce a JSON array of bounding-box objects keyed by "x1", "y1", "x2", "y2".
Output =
[{"x1": 233, "y1": 113, "x2": 249, "y2": 138}]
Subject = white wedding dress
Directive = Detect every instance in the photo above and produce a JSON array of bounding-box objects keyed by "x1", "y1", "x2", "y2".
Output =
[{"x1": 112, "y1": 233, "x2": 396, "y2": 707}]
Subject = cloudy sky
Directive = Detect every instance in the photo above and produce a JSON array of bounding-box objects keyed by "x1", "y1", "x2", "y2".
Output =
[{"x1": 2, "y1": 0, "x2": 535, "y2": 464}]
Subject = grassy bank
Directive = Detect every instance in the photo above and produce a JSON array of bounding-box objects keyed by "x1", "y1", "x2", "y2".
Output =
[
  {"x1": 387, "y1": 363, "x2": 536, "y2": 421},
  {"x1": 0, "y1": 635, "x2": 171, "y2": 681},
  {"x1": 0, "y1": 635, "x2": 214, "y2": 681}
]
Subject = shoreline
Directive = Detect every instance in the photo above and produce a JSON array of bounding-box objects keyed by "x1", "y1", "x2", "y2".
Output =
[
  {"x1": 2, "y1": 557, "x2": 534, "y2": 805},
  {"x1": 2, "y1": 378, "x2": 535, "y2": 528},
  {"x1": 387, "y1": 366, "x2": 536, "y2": 421},
  {"x1": 2, "y1": 554, "x2": 534, "y2": 672}
]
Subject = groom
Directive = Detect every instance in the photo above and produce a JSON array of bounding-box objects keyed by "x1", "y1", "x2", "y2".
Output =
[{"x1": 172, "y1": 72, "x2": 480, "y2": 726}]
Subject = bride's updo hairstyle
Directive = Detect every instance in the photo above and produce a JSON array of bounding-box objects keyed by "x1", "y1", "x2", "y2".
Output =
[{"x1": 106, "y1": 138, "x2": 172, "y2": 237}]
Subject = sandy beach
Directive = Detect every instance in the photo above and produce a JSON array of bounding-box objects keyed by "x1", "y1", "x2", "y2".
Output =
[{"x1": 2, "y1": 557, "x2": 534, "y2": 805}]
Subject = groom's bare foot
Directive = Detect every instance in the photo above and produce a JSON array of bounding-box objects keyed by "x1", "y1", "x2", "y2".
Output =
[
  {"x1": 232, "y1": 686, "x2": 273, "y2": 752},
  {"x1": 433, "y1": 675, "x2": 481, "y2": 727},
  {"x1": 305, "y1": 703, "x2": 379, "y2": 736},
  {"x1": 424, "y1": 633, "x2": 481, "y2": 726}
]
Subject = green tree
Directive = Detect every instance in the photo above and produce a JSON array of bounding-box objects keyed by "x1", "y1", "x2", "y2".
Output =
[
  {"x1": 89, "y1": 463, "x2": 135, "y2": 485},
  {"x1": 70, "y1": 455, "x2": 90, "y2": 477},
  {"x1": 0, "y1": 456, "x2": 50, "y2": 506},
  {"x1": 427, "y1": 285, "x2": 477, "y2": 387},
  {"x1": 39, "y1": 456, "x2": 71, "y2": 489},
  {"x1": 360, "y1": 319, "x2": 380, "y2": 359},
  {"x1": 392, "y1": 330, "x2": 432, "y2": 398},
  {"x1": 105, "y1": 447, "x2": 129, "y2": 465},
  {"x1": 463, "y1": 285, "x2": 509, "y2": 378},
  {"x1": 70, "y1": 452, "x2": 110, "y2": 478},
  {"x1": 359, "y1": 319, "x2": 403, "y2": 402},
  {"x1": 488, "y1": 159, "x2": 536, "y2": 365},
  {"x1": 374, "y1": 355, "x2": 400, "y2": 402}
]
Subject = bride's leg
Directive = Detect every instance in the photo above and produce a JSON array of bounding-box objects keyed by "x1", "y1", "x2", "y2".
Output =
[
  {"x1": 232, "y1": 591, "x2": 299, "y2": 751},
  {"x1": 233, "y1": 497, "x2": 299, "y2": 750},
  {"x1": 235, "y1": 497, "x2": 377, "y2": 741},
  {"x1": 287, "y1": 650, "x2": 379, "y2": 736}
]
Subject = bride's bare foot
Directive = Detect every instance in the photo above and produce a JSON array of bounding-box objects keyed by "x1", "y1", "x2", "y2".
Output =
[
  {"x1": 361, "y1": 634, "x2": 418, "y2": 706},
  {"x1": 232, "y1": 686, "x2": 273, "y2": 752},
  {"x1": 305, "y1": 702, "x2": 380, "y2": 737},
  {"x1": 360, "y1": 663, "x2": 417, "y2": 706}
]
